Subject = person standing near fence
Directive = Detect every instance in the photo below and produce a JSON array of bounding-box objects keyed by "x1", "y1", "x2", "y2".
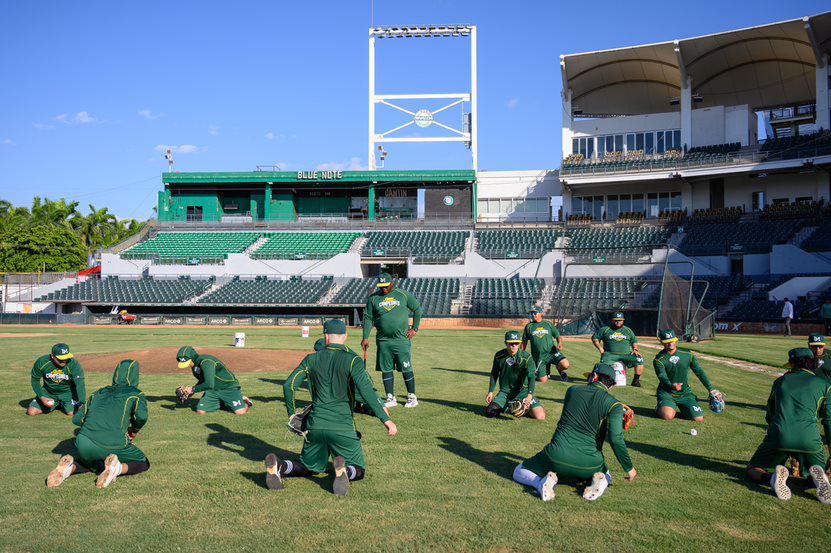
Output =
[{"x1": 782, "y1": 298, "x2": 794, "y2": 337}]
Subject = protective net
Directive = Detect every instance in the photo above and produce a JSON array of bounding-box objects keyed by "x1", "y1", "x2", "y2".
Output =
[{"x1": 657, "y1": 265, "x2": 714, "y2": 341}]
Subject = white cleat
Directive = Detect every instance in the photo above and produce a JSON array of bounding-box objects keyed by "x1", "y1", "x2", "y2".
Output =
[
  {"x1": 384, "y1": 394, "x2": 398, "y2": 408},
  {"x1": 46, "y1": 455, "x2": 75, "y2": 488},
  {"x1": 809, "y1": 465, "x2": 831, "y2": 505},
  {"x1": 404, "y1": 394, "x2": 418, "y2": 408},
  {"x1": 583, "y1": 472, "x2": 610, "y2": 501},
  {"x1": 770, "y1": 465, "x2": 792, "y2": 501},
  {"x1": 96, "y1": 454, "x2": 122, "y2": 489},
  {"x1": 538, "y1": 472, "x2": 558, "y2": 502},
  {"x1": 243, "y1": 396, "x2": 253, "y2": 408}
]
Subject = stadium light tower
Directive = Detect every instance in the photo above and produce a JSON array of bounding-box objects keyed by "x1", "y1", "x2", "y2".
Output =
[{"x1": 368, "y1": 25, "x2": 478, "y2": 170}]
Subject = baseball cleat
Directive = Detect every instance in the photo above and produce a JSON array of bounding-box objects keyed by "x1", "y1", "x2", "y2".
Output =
[
  {"x1": 404, "y1": 394, "x2": 418, "y2": 408},
  {"x1": 770, "y1": 465, "x2": 792, "y2": 501},
  {"x1": 243, "y1": 396, "x2": 253, "y2": 408},
  {"x1": 46, "y1": 455, "x2": 75, "y2": 488},
  {"x1": 264, "y1": 453, "x2": 284, "y2": 491},
  {"x1": 560, "y1": 372, "x2": 570, "y2": 382},
  {"x1": 583, "y1": 472, "x2": 610, "y2": 501},
  {"x1": 538, "y1": 471, "x2": 558, "y2": 502},
  {"x1": 809, "y1": 465, "x2": 831, "y2": 505},
  {"x1": 332, "y1": 456, "x2": 349, "y2": 496},
  {"x1": 96, "y1": 454, "x2": 121, "y2": 489},
  {"x1": 631, "y1": 376, "x2": 641, "y2": 388},
  {"x1": 384, "y1": 394, "x2": 398, "y2": 408}
]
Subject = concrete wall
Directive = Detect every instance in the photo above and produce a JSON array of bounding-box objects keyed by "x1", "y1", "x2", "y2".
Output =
[
  {"x1": 769, "y1": 276, "x2": 831, "y2": 300},
  {"x1": 722, "y1": 171, "x2": 830, "y2": 210},
  {"x1": 475, "y1": 170, "x2": 560, "y2": 222},
  {"x1": 572, "y1": 111, "x2": 680, "y2": 137},
  {"x1": 769, "y1": 245, "x2": 831, "y2": 274}
]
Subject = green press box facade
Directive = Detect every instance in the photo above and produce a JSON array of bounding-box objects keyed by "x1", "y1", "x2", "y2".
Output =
[{"x1": 158, "y1": 170, "x2": 477, "y2": 223}]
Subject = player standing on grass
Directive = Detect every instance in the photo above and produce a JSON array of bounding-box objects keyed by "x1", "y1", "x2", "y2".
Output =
[
  {"x1": 46, "y1": 360, "x2": 150, "y2": 489},
  {"x1": 512, "y1": 363, "x2": 636, "y2": 501},
  {"x1": 591, "y1": 312, "x2": 644, "y2": 386},
  {"x1": 266, "y1": 320, "x2": 396, "y2": 496},
  {"x1": 27, "y1": 343, "x2": 85, "y2": 417},
  {"x1": 653, "y1": 329, "x2": 723, "y2": 422},
  {"x1": 174, "y1": 346, "x2": 252, "y2": 415},
  {"x1": 522, "y1": 307, "x2": 570, "y2": 382},
  {"x1": 746, "y1": 348, "x2": 831, "y2": 504},
  {"x1": 486, "y1": 331, "x2": 545, "y2": 419},
  {"x1": 361, "y1": 273, "x2": 423, "y2": 408}
]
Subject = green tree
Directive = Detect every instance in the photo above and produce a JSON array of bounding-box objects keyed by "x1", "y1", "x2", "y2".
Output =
[{"x1": 0, "y1": 223, "x2": 87, "y2": 272}]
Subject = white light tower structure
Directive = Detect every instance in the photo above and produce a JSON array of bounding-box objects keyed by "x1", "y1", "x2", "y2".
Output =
[{"x1": 368, "y1": 25, "x2": 477, "y2": 171}]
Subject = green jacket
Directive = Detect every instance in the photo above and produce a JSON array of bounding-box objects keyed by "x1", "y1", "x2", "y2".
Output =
[
  {"x1": 653, "y1": 349, "x2": 713, "y2": 396},
  {"x1": 815, "y1": 352, "x2": 830, "y2": 382},
  {"x1": 549, "y1": 382, "x2": 633, "y2": 472},
  {"x1": 283, "y1": 344, "x2": 389, "y2": 432},
  {"x1": 191, "y1": 354, "x2": 240, "y2": 392},
  {"x1": 31, "y1": 354, "x2": 85, "y2": 401},
  {"x1": 73, "y1": 360, "x2": 148, "y2": 449},
  {"x1": 593, "y1": 326, "x2": 638, "y2": 355},
  {"x1": 764, "y1": 368, "x2": 831, "y2": 453},
  {"x1": 522, "y1": 321, "x2": 561, "y2": 359},
  {"x1": 488, "y1": 348, "x2": 535, "y2": 396},
  {"x1": 362, "y1": 288, "x2": 423, "y2": 341}
]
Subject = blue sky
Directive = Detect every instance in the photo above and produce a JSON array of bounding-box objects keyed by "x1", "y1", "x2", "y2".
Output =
[{"x1": 0, "y1": 0, "x2": 828, "y2": 220}]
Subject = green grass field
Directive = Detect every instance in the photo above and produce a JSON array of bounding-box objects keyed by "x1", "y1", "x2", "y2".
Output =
[{"x1": 1, "y1": 327, "x2": 828, "y2": 553}]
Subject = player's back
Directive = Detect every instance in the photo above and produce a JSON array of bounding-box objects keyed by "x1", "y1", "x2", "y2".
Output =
[
  {"x1": 768, "y1": 370, "x2": 830, "y2": 450},
  {"x1": 77, "y1": 360, "x2": 144, "y2": 448},
  {"x1": 551, "y1": 383, "x2": 618, "y2": 454},
  {"x1": 306, "y1": 344, "x2": 362, "y2": 431},
  {"x1": 194, "y1": 354, "x2": 238, "y2": 388}
]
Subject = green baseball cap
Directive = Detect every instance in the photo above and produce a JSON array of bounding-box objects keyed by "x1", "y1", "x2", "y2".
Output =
[
  {"x1": 593, "y1": 363, "x2": 616, "y2": 378},
  {"x1": 528, "y1": 306, "x2": 541, "y2": 314},
  {"x1": 611, "y1": 312, "x2": 625, "y2": 321},
  {"x1": 788, "y1": 347, "x2": 814, "y2": 361},
  {"x1": 504, "y1": 330, "x2": 522, "y2": 343},
  {"x1": 658, "y1": 329, "x2": 678, "y2": 344},
  {"x1": 809, "y1": 334, "x2": 826, "y2": 346},
  {"x1": 51, "y1": 343, "x2": 73, "y2": 361},
  {"x1": 377, "y1": 273, "x2": 393, "y2": 287},
  {"x1": 313, "y1": 338, "x2": 326, "y2": 351},
  {"x1": 177, "y1": 346, "x2": 198, "y2": 368},
  {"x1": 323, "y1": 319, "x2": 347, "y2": 335}
]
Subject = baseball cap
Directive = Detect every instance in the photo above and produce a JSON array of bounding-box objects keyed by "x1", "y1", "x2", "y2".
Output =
[
  {"x1": 313, "y1": 338, "x2": 326, "y2": 351},
  {"x1": 51, "y1": 343, "x2": 73, "y2": 361},
  {"x1": 377, "y1": 273, "x2": 393, "y2": 287},
  {"x1": 323, "y1": 319, "x2": 347, "y2": 335},
  {"x1": 177, "y1": 346, "x2": 198, "y2": 369},
  {"x1": 611, "y1": 312, "x2": 625, "y2": 321},
  {"x1": 788, "y1": 347, "x2": 814, "y2": 361},
  {"x1": 504, "y1": 330, "x2": 522, "y2": 343},
  {"x1": 593, "y1": 363, "x2": 616, "y2": 378},
  {"x1": 808, "y1": 334, "x2": 826, "y2": 346},
  {"x1": 658, "y1": 329, "x2": 678, "y2": 344},
  {"x1": 528, "y1": 306, "x2": 541, "y2": 314}
]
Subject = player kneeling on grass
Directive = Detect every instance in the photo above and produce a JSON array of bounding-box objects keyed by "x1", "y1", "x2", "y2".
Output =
[
  {"x1": 27, "y1": 343, "x2": 85, "y2": 418},
  {"x1": 174, "y1": 346, "x2": 252, "y2": 415},
  {"x1": 312, "y1": 337, "x2": 383, "y2": 415},
  {"x1": 522, "y1": 307, "x2": 570, "y2": 383},
  {"x1": 46, "y1": 360, "x2": 150, "y2": 489},
  {"x1": 265, "y1": 320, "x2": 397, "y2": 496},
  {"x1": 513, "y1": 363, "x2": 636, "y2": 502},
  {"x1": 486, "y1": 331, "x2": 545, "y2": 420},
  {"x1": 746, "y1": 348, "x2": 831, "y2": 505},
  {"x1": 591, "y1": 312, "x2": 644, "y2": 386},
  {"x1": 654, "y1": 329, "x2": 723, "y2": 422}
]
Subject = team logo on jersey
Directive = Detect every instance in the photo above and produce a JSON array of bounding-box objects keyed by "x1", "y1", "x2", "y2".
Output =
[
  {"x1": 402, "y1": 361, "x2": 410, "y2": 368},
  {"x1": 379, "y1": 297, "x2": 401, "y2": 312},
  {"x1": 532, "y1": 327, "x2": 549, "y2": 338},
  {"x1": 45, "y1": 369, "x2": 70, "y2": 382},
  {"x1": 609, "y1": 332, "x2": 627, "y2": 342},
  {"x1": 506, "y1": 357, "x2": 515, "y2": 366},
  {"x1": 193, "y1": 367, "x2": 201, "y2": 375},
  {"x1": 669, "y1": 355, "x2": 680, "y2": 364}
]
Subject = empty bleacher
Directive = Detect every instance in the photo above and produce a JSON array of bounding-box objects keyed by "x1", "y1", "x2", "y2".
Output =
[
  {"x1": 678, "y1": 219, "x2": 805, "y2": 256},
  {"x1": 38, "y1": 276, "x2": 212, "y2": 304},
  {"x1": 251, "y1": 232, "x2": 359, "y2": 260},
  {"x1": 198, "y1": 276, "x2": 332, "y2": 304},
  {"x1": 122, "y1": 232, "x2": 261, "y2": 263},
  {"x1": 801, "y1": 219, "x2": 831, "y2": 252},
  {"x1": 468, "y1": 278, "x2": 544, "y2": 316},
  {"x1": 476, "y1": 229, "x2": 561, "y2": 258},
  {"x1": 567, "y1": 225, "x2": 672, "y2": 260},
  {"x1": 330, "y1": 277, "x2": 459, "y2": 315},
  {"x1": 332, "y1": 278, "x2": 376, "y2": 304},
  {"x1": 553, "y1": 277, "x2": 646, "y2": 317},
  {"x1": 560, "y1": 141, "x2": 741, "y2": 175},
  {"x1": 760, "y1": 130, "x2": 831, "y2": 160},
  {"x1": 687, "y1": 275, "x2": 752, "y2": 310},
  {"x1": 362, "y1": 231, "x2": 467, "y2": 262}
]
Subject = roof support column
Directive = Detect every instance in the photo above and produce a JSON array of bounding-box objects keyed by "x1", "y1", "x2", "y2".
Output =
[
  {"x1": 562, "y1": 88, "x2": 573, "y2": 159},
  {"x1": 816, "y1": 58, "x2": 829, "y2": 132},
  {"x1": 680, "y1": 77, "x2": 693, "y2": 151}
]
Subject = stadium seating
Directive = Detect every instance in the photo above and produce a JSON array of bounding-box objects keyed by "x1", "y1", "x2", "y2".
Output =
[
  {"x1": 567, "y1": 226, "x2": 672, "y2": 258},
  {"x1": 678, "y1": 219, "x2": 805, "y2": 256},
  {"x1": 801, "y1": 219, "x2": 831, "y2": 252},
  {"x1": 687, "y1": 275, "x2": 752, "y2": 309},
  {"x1": 331, "y1": 278, "x2": 376, "y2": 304},
  {"x1": 198, "y1": 276, "x2": 332, "y2": 304},
  {"x1": 560, "y1": 141, "x2": 741, "y2": 175},
  {"x1": 688, "y1": 206, "x2": 742, "y2": 224},
  {"x1": 331, "y1": 278, "x2": 460, "y2": 315},
  {"x1": 362, "y1": 231, "x2": 467, "y2": 262},
  {"x1": 553, "y1": 277, "x2": 646, "y2": 317},
  {"x1": 251, "y1": 232, "x2": 359, "y2": 260},
  {"x1": 38, "y1": 276, "x2": 212, "y2": 303},
  {"x1": 476, "y1": 229, "x2": 561, "y2": 258},
  {"x1": 468, "y1": 278, "x2": 544, "y2": 316},
  {"x1": 122, "y1": 232, "x2": 261, "y2": 263},
  {"x1": 761, "y1": 130, "x2": 831, "y2": 160},
  {"x1": 761, "y1": 201, "x2": 824, "y2": 221}
]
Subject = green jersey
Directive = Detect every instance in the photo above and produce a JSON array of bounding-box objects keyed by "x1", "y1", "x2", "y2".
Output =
[
  {"x1": 820, "y1": 303, "x2": 831, "y2": 319},
  {"x1": 592, "y1": 325, "x2": 638, "y2": 354},
  {"x1": 815, "y1": 352, "x2": 830, "y2": 382},
  {"x1": 362, "y1": 288, "x2": 423, "y2": 342},
  {"x1": 764, "y1": 368, "x2": 831, "y2": 453},
  {"x1": 488, "y1": 348, "x2": 535, "y2": 396},
  {"x1": 31, "y1": 354, "x2": 85, "y2": 401},
  {"x1": 284, "y1": 344, "x2": 389, "y2": 432},
  {"x1": 191, "y1": 354, "x2": 239, "y2": 392},
  {"x1": 549, "y1": 382, "x2": 633, "y2": 472},
  {"x1": 73, "y1": 360, "x2": 148, "y2": 449},
  {"x1": 653, "y1": 348, "x2": 713, "y2": 396},
  {"x1": 522, "y1": 321, "x2": 561, "y2": 359}
]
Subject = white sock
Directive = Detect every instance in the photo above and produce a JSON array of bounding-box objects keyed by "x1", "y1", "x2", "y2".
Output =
[
  {"x1": 347, "y1": 466, "x2": 357, "y2": 480},
  {"x1": 284, "y1": 460, "x2": 294, "y2": 474},
  {"x1": 512, "y1": 464, "x2": 541, "y2": 489}
]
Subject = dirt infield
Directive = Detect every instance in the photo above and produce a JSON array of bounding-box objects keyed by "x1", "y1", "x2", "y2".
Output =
[{"x1": 82, "y1": 347, "x2": 306, "y2": 374}]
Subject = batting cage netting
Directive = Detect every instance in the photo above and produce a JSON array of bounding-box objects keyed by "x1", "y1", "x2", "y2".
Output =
[{"x1": 657, "y1": 264, "x2": 715, "y2": 341}]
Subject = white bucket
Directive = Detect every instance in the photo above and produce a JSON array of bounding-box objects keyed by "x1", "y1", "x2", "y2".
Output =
[
  {"x1": 301, "y1": 326, "x2": 310, "y2": 338},
  {"x1": 234, "y1": 332, "x2": 246, "y2": 348},
  {"x1": 612, "y1": 362, "x2": 627, "y2": 387}
]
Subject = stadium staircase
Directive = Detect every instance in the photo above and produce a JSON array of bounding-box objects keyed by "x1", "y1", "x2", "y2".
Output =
[
  {"x1": 349, "y1": 236, "x2": 368, "y2": 253},
  {"x1": 318, "y1": 281, "x2": 344, "y2": 305},
  {"x1": 186, "y1": 280, "x2": 227, "y2": 305},
  {"x1": 451, "y1": 283, "x2": 474, "y2": 315},
  {"x1": 790, "y1": 225, "x2": 818, "y2": 246},
  {"x1": 539, "y1": 283, "x2": 558, "y2": 312},
  {"x1": 245, "y1": 235, "x2": 272, "y2": 255}
]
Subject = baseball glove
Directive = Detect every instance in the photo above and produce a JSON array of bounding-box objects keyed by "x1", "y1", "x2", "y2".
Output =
[
  {"x1": 709, "y1": 390, "x2": 725, "y2": 414},
  {"x1": 507, "y1": 400, "x2": 528, "y2": 418},
  {"x1": 175, "y1": 386, "x2": 193, "y2": 404},
  {"x1": 287, "y1": 404, "x2": 313, "y2": 438},
  {"x1": 622, "y1": 404, "x2": 636, "y2": 431}
]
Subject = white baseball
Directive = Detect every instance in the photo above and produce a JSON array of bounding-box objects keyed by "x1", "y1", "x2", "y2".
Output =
[{"x1": 690, "y1": 428, "x2": 698, "y2": 436}]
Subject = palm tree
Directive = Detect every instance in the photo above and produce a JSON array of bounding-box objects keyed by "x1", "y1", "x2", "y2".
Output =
[{"x1": 78, "y1": 205, "x2": 116, "y2": 252}]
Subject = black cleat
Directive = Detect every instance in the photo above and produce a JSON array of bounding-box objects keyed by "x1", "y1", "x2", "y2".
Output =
[
  {"x1": 332, "y1": 456, "x2": 349, "y2": 496},
  {"x1": 265, "y1": 453, "x2": 284, "y2": 491},
  {"x1": 560, "y1": 372, "x2": 570, "y2": 382},
  {"x1": 631, "y1": 376, "x2": 641, "y2": 388}
]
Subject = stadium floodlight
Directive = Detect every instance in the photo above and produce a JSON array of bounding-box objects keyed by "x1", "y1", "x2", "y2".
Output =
[{"x1": 369, "y1": 24, "x2": 477, "y2": 170}]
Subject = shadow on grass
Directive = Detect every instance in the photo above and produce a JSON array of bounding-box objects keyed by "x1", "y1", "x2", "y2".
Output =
[
  {"x1": 51, "y1": 430, "x2": 80, "y2": 455},
  {"x1": 741, "y1": 421, "x2": 768, "y2": 430},
  {"x1": 431, "y1": 367, "x2": 489, "y2": 377},
  {"x1": 726, "y1": 400, "x2": 765, "y2": 411},
  {"x1": 420, "y1": 397, "x2": 500, "y2": 418},
  {"x1": 259, "y1": 377, "x2": 287, "y2": 386},
  {"x1": 436, "y1": 436, "x2": 523, "y2": 482},
  {"x1": 144, "y1": 395, "x2": 192, "y2": 411}
]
